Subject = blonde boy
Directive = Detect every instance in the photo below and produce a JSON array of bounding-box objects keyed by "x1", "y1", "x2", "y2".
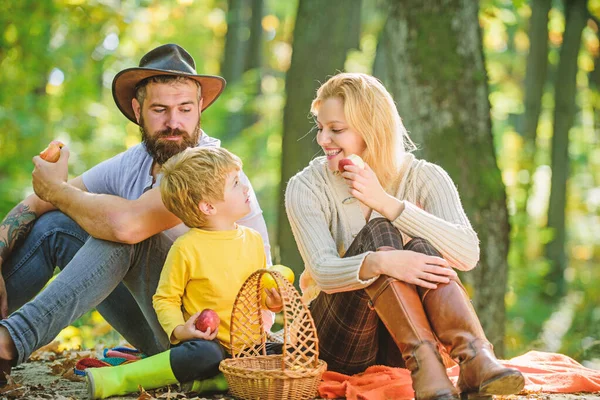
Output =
[
  {"x1": 155, "y1": 146, "x2": 274, "y2": 344},
  {"x1": 86, "y1": 147, "x2": 280, "y2": 398}
]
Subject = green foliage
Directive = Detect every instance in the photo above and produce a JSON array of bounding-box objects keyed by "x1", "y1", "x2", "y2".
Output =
[
  {"x1": 484, "y1": 0, "x2": 599, "y2": 362},
  {"x1": 562, "y1": 264, "x2": 600, "y2": 361}
]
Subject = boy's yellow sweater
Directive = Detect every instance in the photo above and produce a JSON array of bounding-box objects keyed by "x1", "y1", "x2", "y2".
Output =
[{"x1": 153, "y1": 225, "x2": 266, "y2": 347}]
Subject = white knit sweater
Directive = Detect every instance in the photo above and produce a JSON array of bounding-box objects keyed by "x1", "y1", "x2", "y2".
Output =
[{"x1": 285, "y1": 153, "x2": 480, "y2": 304}]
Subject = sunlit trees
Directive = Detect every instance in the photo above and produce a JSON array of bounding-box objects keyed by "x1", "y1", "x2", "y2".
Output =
[
  {"x1": 545, "y1": 0, "x2": 588, "y2": 298},
  {"x1": 1, "y1": 0, "x2": 599, "y2": 364},
  {"x1": 277, "y1": 0, "x2": 362, "y2": 275}
]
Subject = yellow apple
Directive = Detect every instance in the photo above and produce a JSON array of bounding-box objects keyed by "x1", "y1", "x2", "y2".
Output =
[{"x1": 260, "y1": 265, "x2": 295, "y2": 309}]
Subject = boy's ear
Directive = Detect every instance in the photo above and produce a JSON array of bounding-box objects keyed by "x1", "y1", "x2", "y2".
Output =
[{"x1": 198, "y1": 200, "x2": 216, "y2": 216}]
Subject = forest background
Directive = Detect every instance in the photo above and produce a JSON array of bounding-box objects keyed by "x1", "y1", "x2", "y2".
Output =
[{"x1": 0, "y1": 0, "x2": 598, "y2": 369}]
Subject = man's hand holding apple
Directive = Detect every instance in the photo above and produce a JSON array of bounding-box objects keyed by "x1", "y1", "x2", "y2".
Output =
[{"x1": 32, "y1": 143, "x2": 70, "y2": 204}]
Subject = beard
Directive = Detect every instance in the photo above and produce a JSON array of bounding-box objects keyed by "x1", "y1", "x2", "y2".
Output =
[{"x1": 140, "y1": 116, "x2": 201, "y2": 165}]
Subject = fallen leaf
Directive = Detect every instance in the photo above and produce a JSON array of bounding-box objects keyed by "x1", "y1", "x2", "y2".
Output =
[
  {"x1": 48, "y1": 356, "x2": 79, "y2": 376},
  {"x1": 0, "y1": 380, "x2": 26, "y2": 398},
  {"x1": 53, "y1": 395, "x2": 76, "y2": 400},
  {"x1": 138, "y1": 385, "x2": 156, "y2": 400},
  {"x1": 156, "y1": 385, "x2": 188, "y2": 398},
  {"x1": 61, "y1": 368, "x2": 85, "y2": 382},
  {"x1": 30, "y1": 341, "x2": 63, "y2": 361}
]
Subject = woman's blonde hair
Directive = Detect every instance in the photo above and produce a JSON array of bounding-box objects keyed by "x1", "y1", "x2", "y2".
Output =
[
  {"x1": 160, "y1": 147, "x2": 242, "y2": 228},
  {"x1": 311, "y1": 73, "x2": 415, "y2": 192}
]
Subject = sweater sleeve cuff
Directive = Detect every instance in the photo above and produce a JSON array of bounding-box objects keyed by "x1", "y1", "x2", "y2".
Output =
[
  {"x1": 355, "y1": 251, "x2": 379, "y2": 287},
  {"x1": 166, "y1": 325, "x2": 181, "y2": 345}
]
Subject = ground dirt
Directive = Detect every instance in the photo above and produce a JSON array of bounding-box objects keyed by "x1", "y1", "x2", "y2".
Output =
[{"x1": 1, "y1": 344, "x2": 599, "y2": 400}]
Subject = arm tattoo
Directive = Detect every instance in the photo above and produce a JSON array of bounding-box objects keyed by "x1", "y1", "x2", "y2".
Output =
[{"x1": 0, "y1": 204, "x2": 37, "y2": 263}]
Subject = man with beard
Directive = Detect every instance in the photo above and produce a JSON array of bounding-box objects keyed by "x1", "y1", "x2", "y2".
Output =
[{"x1": 0, "y1": 44, "x2": 272, "y2": 381}]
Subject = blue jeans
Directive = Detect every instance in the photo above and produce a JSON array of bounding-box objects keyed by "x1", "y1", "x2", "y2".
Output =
[
  {"x1": 170, "y1": 339, "x2": 227, "y2": 382},
  {"x1": 1, "y1": 211, "x2": 171, "y2": 365}
]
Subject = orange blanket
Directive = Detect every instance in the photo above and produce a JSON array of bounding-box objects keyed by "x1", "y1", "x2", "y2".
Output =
[{"x1": 318, "y1": 351, "x2": 600, "y2": 400}]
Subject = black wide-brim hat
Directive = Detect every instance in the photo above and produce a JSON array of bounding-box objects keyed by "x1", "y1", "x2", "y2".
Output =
[{"x1": 112, "y1": 43, "x2": 226, "y2": 124}]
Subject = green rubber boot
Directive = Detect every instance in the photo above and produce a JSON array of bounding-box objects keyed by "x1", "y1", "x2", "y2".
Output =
[
  {"x1": 181, "y1": 373, "x2": 229, "y2": 394},
  {"x1": 86, "y1": 351, "x2": 177, "y2": 399}
]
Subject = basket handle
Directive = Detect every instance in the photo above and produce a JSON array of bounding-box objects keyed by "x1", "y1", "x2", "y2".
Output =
[{"x1": 228, "y1": 269, "x2": 321, "y2": 370}]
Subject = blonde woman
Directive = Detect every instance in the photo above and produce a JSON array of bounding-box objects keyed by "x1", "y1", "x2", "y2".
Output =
[{"x1": 285, "y1": 73, "x2": 524, "y2": 400}]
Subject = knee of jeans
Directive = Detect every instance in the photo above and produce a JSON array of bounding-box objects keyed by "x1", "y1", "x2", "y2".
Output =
[
  {"x1": 189, "y1": 340, "x2": 225, "y2": 364},
  {"x1": 34, "y1": 211, "x2": 87, "y2": 240},
  {"x1": 171, "y1": 340, "x2": 225, "y2": 381}
]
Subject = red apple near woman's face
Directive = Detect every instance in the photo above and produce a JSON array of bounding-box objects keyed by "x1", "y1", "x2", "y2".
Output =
[
  {"x1": 338, "y1": 154, "x2": 365, "y2": 172},
  {"x1": 338, "y1": 158, "x2": 355, "y2": 172},
  {"x1": 195, "y1": 309, "x2": 220, "y2": 332}
]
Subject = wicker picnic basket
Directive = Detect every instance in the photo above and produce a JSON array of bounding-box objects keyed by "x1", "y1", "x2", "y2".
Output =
[{"x1": 219, "y1": 269, "x2": 327, "y2": 400}]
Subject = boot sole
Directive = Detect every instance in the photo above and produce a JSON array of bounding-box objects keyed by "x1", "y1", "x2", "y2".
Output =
[
  {"x1": 460, "y1": 369, "x2": 525, "y2": 399},
  {"x1": 479, "y1": 369, "x2": 525, "y2": 395}
]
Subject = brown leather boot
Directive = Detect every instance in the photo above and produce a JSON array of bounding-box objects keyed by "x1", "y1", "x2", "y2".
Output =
[
  {"x1": 418, "y1": 280, "x2": 525, "y2": 398},
  {"x1": 365, "y1": 276, "x2": 459, "y2": 400}
]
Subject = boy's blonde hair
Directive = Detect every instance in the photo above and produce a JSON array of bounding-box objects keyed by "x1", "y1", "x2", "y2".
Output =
[
  {"x1": 160, "y1": 147, "x2": 242, "y2": 228},
  {"x1": 311, "y1": 73, "x2": 416, "y2": 193}
]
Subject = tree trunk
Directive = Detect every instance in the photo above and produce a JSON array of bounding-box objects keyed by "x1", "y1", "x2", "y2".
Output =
[
  {"x1": 241, "y1": 0, "x2": 264, "y2": 130},
  {"x1": 221, "y1": 0, "x2": 247, "y2": 85},
  {"x1": 277, "y1": 0, "x2": 361, "y2": 275},
  {"x1": 516, "y1": 0, "x2": 551, "y2": 217},
  {"x1": 244, "y1": 0, "x2": 263, "y2": 73},
  {"x1": 545, "y1": 0, "x2": 587, "y2": 298},
  {"x1": 589, "y1": 16, "x2": 600, "y2": 134},
  {"x1": 220, "y1": 0, "x2": 251, "y2": 141},
  {"x1": 374, "y1": 0, "x2": 510, "y2": 354}
]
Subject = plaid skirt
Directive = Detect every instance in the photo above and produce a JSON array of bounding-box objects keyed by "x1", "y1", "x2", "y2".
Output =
[{"x1": 310, "y1": 218, "x2": 443, "y2": 374}]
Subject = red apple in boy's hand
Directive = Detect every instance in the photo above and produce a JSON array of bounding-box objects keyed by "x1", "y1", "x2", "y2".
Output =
[
  {"x1": 195, "y1": 309, "x2": 220, "y2": 332},
  {"x1": 39, "y1": 140, "x2": 65, "y2": 163},
  {"x1": 338, "y1": 154, "x2": 365, "y2": 172}
]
